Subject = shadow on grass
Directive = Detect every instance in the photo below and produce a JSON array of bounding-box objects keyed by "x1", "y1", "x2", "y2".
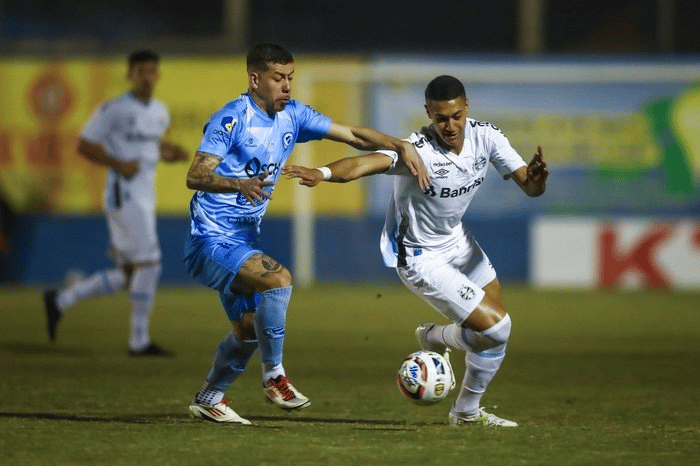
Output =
[
  {"x1": 0, "y1": 412, "x2": 187, "y2": 424},
  {"x1": 0, "y1": 342, "x2": 91, "y2": 356},
  {"x1": 0, "y1": 412, "x2": 431, "y2": 430}
]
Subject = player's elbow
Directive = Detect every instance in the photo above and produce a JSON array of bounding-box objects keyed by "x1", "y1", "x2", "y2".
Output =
[
  {"x1": 185, "y1": 169, "x2": 201, "y2": 190},
  {"x1": 185, "y1": 175, "x2": 199, "y2": 190}
]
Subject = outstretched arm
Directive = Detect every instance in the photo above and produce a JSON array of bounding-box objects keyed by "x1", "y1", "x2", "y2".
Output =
[
  {"x1": 323, "y1": 123, "x2": 430, "y2": 190},
  {"x1": 510, "y1": 145, "x2": 549, "y2": 197},
  {"x1": 283, "y1": 152, "x2": 393, "y2": 187},
  {"x1": 186, "y1": 151, "x2": 273, "y2": 205}
]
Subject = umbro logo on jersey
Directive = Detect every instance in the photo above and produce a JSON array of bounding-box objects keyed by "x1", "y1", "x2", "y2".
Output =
[{"x1": 433, "y1": 161, "x2": 452, "y2": 178}]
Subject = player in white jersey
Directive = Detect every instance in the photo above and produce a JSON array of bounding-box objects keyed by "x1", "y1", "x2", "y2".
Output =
[
  {"x1": 184, "y1": 43, "x2": 429, "y2": 425},
  {"x1": 284, "y1": 75, "x2": 549, "y2": 427},
  {"x1": 43, "y1": 50, "x2": 188, "y2": 356}
]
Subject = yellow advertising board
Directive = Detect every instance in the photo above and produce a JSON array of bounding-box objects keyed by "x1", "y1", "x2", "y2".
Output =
[{"x1": 0, "y1": 56, "x2": 366, "y2": 215}]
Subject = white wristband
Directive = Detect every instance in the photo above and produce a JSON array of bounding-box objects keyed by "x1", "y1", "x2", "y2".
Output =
[{"x1": 317, "y1": 166, "x2": 332, "y2": 181}]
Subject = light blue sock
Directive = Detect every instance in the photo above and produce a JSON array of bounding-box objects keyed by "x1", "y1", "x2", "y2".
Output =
[
  {"x1": 254, "y1": 286, "x2": 292, "y2": 368},
  {"x1": 205, "y1": 332, "x2": 258, "y2": 391}
]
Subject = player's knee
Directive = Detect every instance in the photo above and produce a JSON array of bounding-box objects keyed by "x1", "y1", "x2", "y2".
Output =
[
  {"x1": 461, "y1": 313, "x2": 511, "y2": 353},
  {"x1": 260, "y1": 267, "x2": 292, "y2": 290},
  {"x1": 488, "y1": 313, "x2": 511, "y2": 346}
]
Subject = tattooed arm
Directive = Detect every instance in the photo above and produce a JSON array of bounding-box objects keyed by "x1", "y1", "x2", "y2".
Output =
[{"x1": 186, "y1": 151, "x2": 273, "y2": 205}]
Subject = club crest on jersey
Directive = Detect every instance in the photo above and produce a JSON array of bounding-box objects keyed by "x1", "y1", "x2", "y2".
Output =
[
  {"x1": 220, "y1": 116, "x2": 237, "y2": 132},
  {"x1": 474, "y1": 155, "x2": 487, "y2": 171},
  {"x1": 458, "y1": 285, "x2": 476, "y2": 301},
  {"x1": 282, "y1": 132, "x2": 294, "y2": 149}
]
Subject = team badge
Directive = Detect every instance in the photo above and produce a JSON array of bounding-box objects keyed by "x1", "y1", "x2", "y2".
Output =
[
  {"x1": 474, "y1": 155, "x2": 487, "y2": 171},
  {"x1": 220, "y1": 116, "x2": 237, "y2": 132},
  {"x1": 458, "y1": 285, "x2": 475, "y2": 301},
  {"x1": 283, "y1": 132, "x2": 294, "y2": 149}
]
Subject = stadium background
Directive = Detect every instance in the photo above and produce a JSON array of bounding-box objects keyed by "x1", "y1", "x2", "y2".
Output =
[{"x1": 0, "y1": 0, "x2": 699, "y2": 289}]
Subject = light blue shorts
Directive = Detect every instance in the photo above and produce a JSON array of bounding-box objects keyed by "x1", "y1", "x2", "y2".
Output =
[{"x1": 184, "y1": 231, "x2": 262, "y2": 320}]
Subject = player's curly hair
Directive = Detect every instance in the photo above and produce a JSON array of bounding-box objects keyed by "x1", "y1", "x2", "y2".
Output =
[
  {"x1": 247, "y1": 43, "x2": 294, "y2": 71},
  {"x1": 425, "y1": 75, "x2": 465, "y2": 102}
]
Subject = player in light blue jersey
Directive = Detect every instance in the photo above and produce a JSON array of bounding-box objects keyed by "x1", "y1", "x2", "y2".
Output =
[
  {"x1": 43, "y1": 50, "x2": 188, "y2": 356},
  {"x1": 185, "y1": 43, "x2": 429, "y2": 424}
]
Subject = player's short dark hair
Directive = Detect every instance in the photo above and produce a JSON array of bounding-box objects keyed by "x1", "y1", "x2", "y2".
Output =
[
  {"x1": 424, "y1": 75, "x2": 466, "y2": 102},
  {"x1": 128, "y1": 50, "x2": 159, "y2": 69},
  {"x1": 247, "y1": 43, "x2": 294, "y2": 71}
]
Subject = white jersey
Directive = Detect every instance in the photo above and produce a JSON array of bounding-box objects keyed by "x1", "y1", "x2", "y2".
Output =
[
  {"x1": 379, "y1": 120, "x2": 527, "y2": 267},
  {"x1": 81, "y1": 91, "x2": 170, "y2": 213},
  {"x1": 81, "y1": 91, "x2": 170, "y2": 263}
]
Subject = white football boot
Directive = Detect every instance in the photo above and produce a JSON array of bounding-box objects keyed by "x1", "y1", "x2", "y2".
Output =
[
  {"x1": 263, "y1": 375, "x2": 310, "y2": 410},
  {"x1": 449, "y1": 406, "x2": 518, "y2": 427},
  {"x1": 189, "y1": 398, "x2": 251, "y2": 425}
]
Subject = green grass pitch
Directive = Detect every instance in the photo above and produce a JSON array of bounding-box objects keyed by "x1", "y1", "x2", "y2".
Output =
[{"x1": 1, "y1": 284, "x2": 699, "y2": 465}]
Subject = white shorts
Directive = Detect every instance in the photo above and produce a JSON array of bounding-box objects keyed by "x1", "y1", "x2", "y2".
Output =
[
  {"x1": 396, "y1": 231, "x2": 497, "y2": 325},
  {"x1": 106, "y1": 203, "x2": 161, "y2": 265}
]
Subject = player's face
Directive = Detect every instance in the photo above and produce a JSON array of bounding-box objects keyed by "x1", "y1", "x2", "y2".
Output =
[
  {"x1": 128, "y1": 60, "x2": 159, "y2": 101},
  {"x1": 425, "y1": 96, "x2": 469, "y2": 153},
  {"x1": 250, "y1": 62, "x2": 294, "y2": 115}
]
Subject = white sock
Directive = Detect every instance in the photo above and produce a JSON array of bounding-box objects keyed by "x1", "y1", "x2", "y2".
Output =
[
  {"x1": 128, "y1": 263, "x2": 161, "y2": 351},
  {"x1": 449, "y1": 315, "x2": 512, "y2": 415},
  {"x1": 56, "y1": 268, "x2": 127, "y2": 311},
  {"x1": 454, "y1": 350, "x2": 506, "y2": 415},
  {"x1": 426, "y1": 323, "x2": 469, "y2": 351},
  {"x1": 262, "y1": 363, "x2": 285, "y2": 382}
]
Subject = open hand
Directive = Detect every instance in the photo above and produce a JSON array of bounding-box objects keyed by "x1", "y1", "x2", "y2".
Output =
[
  {"x1": 282, "y1": 165, "x2": 324, "y2": 187},
  {"x1": 239, "y1": 170, "x2": 273, "y2": 205},
  {"x1": 399, "y1": 141, "x2": 430, "y2": 191}
]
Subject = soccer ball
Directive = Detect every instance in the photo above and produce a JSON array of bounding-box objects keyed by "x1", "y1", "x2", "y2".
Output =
[{"x1": 396, "y1": 350, "x2": 455, "y2": 405}]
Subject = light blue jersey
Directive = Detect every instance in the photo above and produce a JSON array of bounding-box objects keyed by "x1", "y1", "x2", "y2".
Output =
[{"x1": 189, "y1": 92, "x2": 331, "y2": 238}]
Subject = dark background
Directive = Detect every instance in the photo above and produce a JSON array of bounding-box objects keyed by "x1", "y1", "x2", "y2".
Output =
[{"x1": 0, "y1": 0, "x2": 698, "y2": 54}]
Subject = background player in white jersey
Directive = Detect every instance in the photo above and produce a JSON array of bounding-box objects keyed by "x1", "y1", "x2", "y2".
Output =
[
  {"x1": 43, "y1": 50, "x2": 188, "y2": 356},
  {"x1": 184, "y1": 43, "x2": 429, "y2": 425},
  {"x1": 284, "y1": 75, "x2": 549, "y2": 427}
]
